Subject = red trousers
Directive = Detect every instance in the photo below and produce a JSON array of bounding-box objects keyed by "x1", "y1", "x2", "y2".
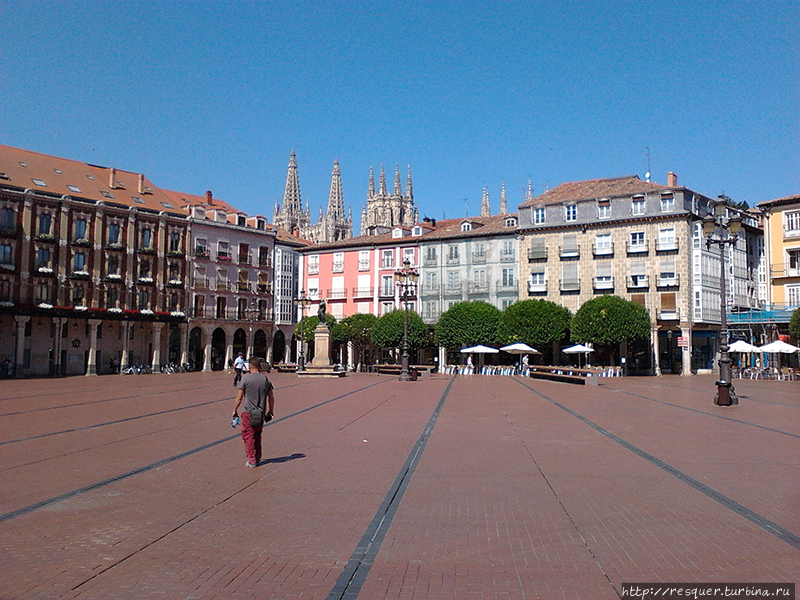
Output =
[{"x1": 240, "y1": 411, "x2": 263, "y2": 465}]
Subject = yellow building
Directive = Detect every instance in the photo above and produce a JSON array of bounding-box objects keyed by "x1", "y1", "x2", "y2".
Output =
[{"x1": 758, "y1": 194, "x2": 800, "y2": 311}]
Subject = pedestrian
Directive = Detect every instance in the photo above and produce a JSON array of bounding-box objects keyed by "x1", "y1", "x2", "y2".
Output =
[
  {"x1": 521, "y1": 353, "x2": 529, "y2": 376},
  {"x1": 227, "y1": 357, "x2": 234, "y2": 373},
  {"x1": 232, "y1": 356, "x2": 275, "y2": 468},
  {"x1": 233, "y1": 353, "x2": 246, "y2": 386}
]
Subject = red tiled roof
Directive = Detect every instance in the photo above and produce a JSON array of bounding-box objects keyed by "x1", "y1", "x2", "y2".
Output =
[
  {"x1": 757, "y1": 193, "x2": 800, "y2": 209},
  {"x1": 162, "y1": 189, "x2": 239, "y2": 214},
  {"x1": 0, "y1": 144, "x2": 183, "y2": 215},
  {"x1": 519, "y1": 175, "x2": 668, "y2": 207}
]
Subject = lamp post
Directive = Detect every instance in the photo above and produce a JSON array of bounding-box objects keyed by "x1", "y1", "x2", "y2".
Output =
[
  {"x1": 702, "y1": 196, "x2": 743, "y2": 406},
  {"x1": 394, "y1": 258, "x2": 419, "y2": 381},
  {"x1": 294, "y1": 290, "x2": 311, "y2": 371}
]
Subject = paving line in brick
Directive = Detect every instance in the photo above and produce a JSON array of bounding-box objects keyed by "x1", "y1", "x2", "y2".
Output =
[{"x1": 514, "y1": 377, "x2": 800, "y2": 551}]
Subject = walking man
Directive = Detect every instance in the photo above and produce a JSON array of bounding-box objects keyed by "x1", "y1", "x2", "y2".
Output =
[
  {"x1": 232, "y1": 356, "x2": 275, "y2": 467},
  {"x1": 233, "y1": 352, "x2": 246, "y2": 386}
]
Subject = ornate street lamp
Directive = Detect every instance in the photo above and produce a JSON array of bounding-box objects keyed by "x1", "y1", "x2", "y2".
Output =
[
  {"x1": 293, "y1": 289, "x2": 312, "y2": 371},
  {"x1": 702, "y1": 196, "x2": 743, "y2": 406},
  {"x1": 394, "y1": 258, "x2": 419, "y2": 381}
]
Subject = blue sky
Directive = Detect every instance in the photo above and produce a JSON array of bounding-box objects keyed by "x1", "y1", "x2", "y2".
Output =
[{"x1": 1, "y1": 1, "x2": 797, "y2": 229}]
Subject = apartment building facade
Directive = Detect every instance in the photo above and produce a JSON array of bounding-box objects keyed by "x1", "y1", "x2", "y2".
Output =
[{"x1": 517, "y1": 174, "x2": 763, "y2": 375}]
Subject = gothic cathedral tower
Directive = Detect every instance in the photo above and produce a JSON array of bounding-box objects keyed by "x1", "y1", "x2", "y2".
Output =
[{"x1": 360, "y1": 164, "x2": 418, "y2": 235}]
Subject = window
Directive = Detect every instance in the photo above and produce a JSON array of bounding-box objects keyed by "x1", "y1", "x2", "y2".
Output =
[
  {"x1": 561, "y1": 263, "x2": 579, "y2": 291},
  {"x1": 358, "y1": 250, "x2": 370, "y2": 271},
  {"x1": 424, "y1": 246, "x2": 437, "y2": 265},
  {"x1": 32, "y1": 178, "x2": 47, "y2": 187},
  {"x1": 333, "y1": 252, "x2": 344, "y2": 272},
  {"x1": 787, "y1": 285, "x2": 800, "y2": 306},
  {"x1": 447, "y1": 245, "x2": 460, "y2": 264},
  {"x1": 106, "y1": 287, "x2": 118, "y2": 309},
  {"x1": 37, "y1": 248, "x2": 51, "y2": 269},
  {"x1": 403, "y1": 247, "x2": 415, "y2": 266},
  {"x1": 423, "y1": 271, "x2": 438, "y2": 293},
  {"x1": 597, "y1": 199, "x2": 611, "y2": 219},
  {"x1": 785, "y1": 211, "x2": 800, "y2": 235},
  {"x1": 108, "y1": 223, "x2": 120, "y2": 245},
  {"x1": 38, "y1": 213, "x2": 52, "y2": 236},
  {"x1": 659, "y1": 258, "x2": 677, "y2": 286},
  {"x1": 107, "y1": 255, "x2": 119, "y2": 276},
  {"x1": 629, "y1": 231, "x2": 647, "y2": 252},
  {"x1": 629, "y1": 261, "x2": 647, "y2": 287},
  {"x1": 381, "y1": 301, "x2": 394, "y2": 316},
  {"x1": 169, "y1": 232, "x2": 181, "y2": 252},
  {"x1": 534, "y1": 207, "x2": 546, "y2": 225},
  {"x1": 505, "y1": 217, "x2": 517, "y2": 227},
  {"x1": 446, "y1": 271, "x2": 461, "y2": 292},
  {"x1": 140, "y1": 227, "x2": 152, "y2": 249},
  {"x1": 658, "y1": 227, "x2": 677, "y2": 251},
  {"x1": 72, "y1": 252, "x2": 86, "y2": 272},
  {"x1": 594, "y1": 233, "x2": 612, "y2": 255},
  {"x1": 381, "y1": 275, "x2": 394, "y2": 297},
  {"x1": 561, "y1": 233, "x2": 579, "y2": 257},
  {"x1": 381, "y1": 249, "x2": 394, "y2": 268},
  {"x1": 74, "y1": 218, "x2": 88, "y2": 241},
  {"x1": 0, "y1": 243, "x2": 12, "y2": 265},
  {"x1": 72, "y1": 284, "x2": 84, "y2": 305},
  {"x1": 632, "y1": 196, "x2": 645, "y2": 215},
  {"x1": 138, "y1": 290, "x2": 150, "y2": 310},
  {"x1": 788, "y1": 249, "x2": 800, "y2": 276},
  {"x1": 67, "y1": 185, "x2": 82, "y2": 193},
  {"x1": 461, "y1": 221, "x2": 472, "y2": 232},
  {"x1": 473, "y1": 242, "x2": 486, "y2": 260},
  {"x1": 472, "y1": 269, "x2": 487, "y2": 291},
  {"x1": 0, "y1": 278, "x2": 11, "y2": 301},
  {"x1": 501, "y1": 268, "x2": 515, "y2": 287},
  {"x1": 594, "y1": 262, "x2": 613, "y2": 289},
  {"x1": 138, "y1": 258, "x2": 151, "y2": 279},
  {"x1": 529, "y1": 271, "x2": 546, "y2": 286},
  {"x1": 501, "y1": 240, "x2": 514, "y2": 260},
  {"x1": 660, "y1": 194, "x2": 675, "y2": 213},
  {"x1": 0, "y1": 208, "x2": 14, "y2": 231},
  {"x1": 565, "y1": 204, "x2": 577, "y2": 221},
  {"x1": 307, "y1": 254, "x2": 319, "y2": 274}
]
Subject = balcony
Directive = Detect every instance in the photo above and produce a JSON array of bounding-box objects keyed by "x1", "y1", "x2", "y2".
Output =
[
  {"x1": 307, "y1": 264, "x2": 319, "y2": 275},
  {"x1": 379, "y1": 286, "x2": 394, "y2": 298},
  {"x1": 443, "y1": 285, "x2": 462, "y2": 297},
  {"x1": 656, "y1": 274, "x2": 681, "y2": 288},
  {"x1": 256, "y1": 283, "x2": 272, "y2": 294},
  {"x1": 217, "y1": 252, "x2": 232, "y2": 263},
  {"x1": 0, "y1": 225, "x2": 18, "y2": 238},
  {"x1": 527, "y1": 247, "x2": 547, "y2": 261},
  {"x1": 658, "y1": 308, "x2": 680, "y2": 321},
  {"x1": 499, "y1": 252, "x2": 516, "y2": 263},
  {"x1": 445, "y1": 255, "x2": 460, "y2": 266},
  {"x1": 468, "y1": 282, "x2": 489, "y2": 295},
  {"x1": 327, "y1": 289, "x2": 348, "y2": 300},
  {"x1": 559, "y1": 245, "x2": 579, "y2": 259},
  {"x1": 592, "y1": 243, "x2": 614, "y2": 257},
  {"x1": 258, "y1": 256, "x2": 272, "y2": 268},
  {"x1": 496, "y1": 281, "x2": 517, "y2": 293},
  {"x1": 195, "y1": 277, "x2": 209, "y2": 290},
  {"x1": 332, "y1": 262, "x2": 344, "y2": 273},
  {"x1": 626, "y1": 241, "x2": 649, "y2": 254},
  {"x1": 419, "y1": 284, "x2": 440, "y2": 297},
  {"x1": 358, "y1": 260, "x2": 370, "y2": 271},
  {"x1": 770, "y1": 263, "x2": 800, "y2": 279},
  {"x1": 423, "y1": 256, "x2": 438, "y2": 267},
  {"x1": 352, "y1": 286, "x2": 374, "y2": 299},
  {"x1": 238, "y1": 256, "x2": 251, "y2": 266},
  {"x1": 527, "y1": 280, "x2": 547, "y2": 294},
  {"x1": 656, "y1": 239, "x2": 679, "y2": 252},
  {"x1": 472, "y1": 252, "x2": 486, "y2": 264},
  {"x1": 560, "y1": 279, "x2": 580, "y2": 292},
  {"x1": 166, "y1": 278, "x2": 184, "y2": 287},
  {"x1": 195, "y1": 247, "x2": 211, "y2": 260},
  {"x1": 592, "y1": 277, "x2": 614, "y2": 290},
  {"x1": 784, "y1": 226, "x2": 800, "y2": 240},
  {"x1": 626, "y1": 275, "x2": 649, "y2": 289}
]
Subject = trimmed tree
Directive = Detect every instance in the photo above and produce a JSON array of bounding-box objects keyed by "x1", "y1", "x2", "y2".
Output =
[
  {"x1": 789, "y1": 307, "x2": 800, "y2": 342},
  {"x1": 570, "y1": 295, "x2": 650, "y2": 364},
  {"x1": 370, "y1": 309, "x2": 428, "y2": 357},
  {"x1": 331, "y1": 313, "x2": 378, "y2": 366},
  {"x1": 497, "y1": 299, "x2": 572, "y2": 349},
  {"x1": 434, "y1": 301, "x2": 502, "y2": 349}
]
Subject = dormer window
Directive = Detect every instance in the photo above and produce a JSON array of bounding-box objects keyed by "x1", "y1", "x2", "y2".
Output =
[
  {"x1": 461, "y1": 222, "x2": 472, "y2": 232},
  {"x1": 565, "y1": 204, "x2": 577, "y2": 222},
  {"x1": 412, "y1": 226, "x2": 422, "y2": 236},
  {"x1": 392, "y1": 227, "x2": 403, "y2": 238},
  {"x1": 505, "y1": 217, "x2": 517, "y2": 227},
  {"x1": 597, "y1": 199, "x2": 611, "y2": 219}
]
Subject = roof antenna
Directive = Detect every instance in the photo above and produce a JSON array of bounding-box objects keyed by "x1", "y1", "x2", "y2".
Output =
[{"x1": 645, "y1": 147, "x2": 651, "y2": 182}]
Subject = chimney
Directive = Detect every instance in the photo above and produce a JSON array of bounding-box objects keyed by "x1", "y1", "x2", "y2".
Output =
[
  {"x1": 205, "y1": 190, "x2": 213, "y2": 205},
  {"x1": 138, "y1": 173, "x2": 145, "y2": 194},
  {"x1": 667, "y1": 172, "x2": 678, "y2": 187},
  {"x1": 109, "y1": 167, "x2": 117, "y2": 189}
]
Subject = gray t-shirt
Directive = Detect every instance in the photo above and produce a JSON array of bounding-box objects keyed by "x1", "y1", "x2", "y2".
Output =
[{"x1": 238, "y1": 372, "x2": 274, "y2": 413}]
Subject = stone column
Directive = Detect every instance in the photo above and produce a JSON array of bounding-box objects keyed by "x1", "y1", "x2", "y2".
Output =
[
  {"x1": 53, "y1": 317, "x2": 65, "y2": 376},
  {"x1": 246, "y1": 326, "x2": 254, "y2": 359},
  {"x1": 179, "y1": 322, "x2": 189, "y2": 366},
  {"x1": 151, "y1": 323, "x2": 164, "y2": 373},
  {"x1": 85, "y1": 318, "x2": 100, "y2": 376},
  {"x1": 14, "y1": 316, "x2": 30, "y2": 378},
  {"x1": 202, "y1": 325, "x2": 213, "y2": 372},
  {"x1": 121, "y1": 321, "x2": 131, "y2": 370},
  {"x1": 225, "y1": 327, "x2": 234, "y2": 368},
  {"x1": 438, "y1": 345, "x2": 447, "y2": 373},
  {"x1": 652, "y1": 324, "x2": 662, "y2": 376},
  {"x1": 681, "y1": 326, "x2": 692, "y2": 376}
]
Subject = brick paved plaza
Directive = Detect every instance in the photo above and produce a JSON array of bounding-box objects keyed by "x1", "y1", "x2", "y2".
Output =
[{"x1": 1, "y1": 371, "x2": 798, "y2": 599}]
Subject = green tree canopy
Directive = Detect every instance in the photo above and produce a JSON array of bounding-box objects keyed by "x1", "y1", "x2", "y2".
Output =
[
  {"x1": 789, "y1": 307, "x2": 800, "y2": 342},
  {"x1": 370, "y1": 309, "x2": 428, "y2": 350},
  {"x1": 294, "y1": 313, "x2": 337, "y2": 344},
  {"x1": 570, "y1": 295, "x2": 650, "y2": 346},
  {"x1": 497, "y1": 299, "x2": 572, "y2": 348},
  {"x1": 331, "y1": 313, "x2": 378, "y2": 352},
  {"x1": 434, "y1": 301, "x2": 501, "y2": 349}
]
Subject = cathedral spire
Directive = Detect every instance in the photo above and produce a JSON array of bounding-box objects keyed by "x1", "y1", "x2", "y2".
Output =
[
  {"x1": 283, "y1": 150, "x2": 302, "y2": 214},
  {"x1": 525, "y1": 178, "x2": 534, "y2": 202},
  {"x1": 394, "y1": 164, "x2": 402, "y2": 196},
  {"x1": 368, "y1": 166, "x2": 375, "y2": 199},
  {"x1": 481, "y1": 187, "x2": 491, "y2": 216},
  {"x1": 500, "y1": 182, "x2": 507, "y2": 215},
  {"x1": 379, "y1": 164, "x2": 387, "y2": 196},
  {"x1": 406, "y1": 165, "x2": 413, "y2": 199},
  {"x1": 327, "y1": 160, "x2": 344, "y2": 218}
]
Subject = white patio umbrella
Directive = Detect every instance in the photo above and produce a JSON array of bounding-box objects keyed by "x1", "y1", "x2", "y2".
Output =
[
  {"x1": 757, "y1": 340, "x2": 800, "y2": 353},
  {"x1": 499, "y1": 343, "x2": 540, "y2": 354},
  {"x1": 728, "y1": 340, "x2": 760, "y2": 353},
  {"x1": 562, "y1": 344, "x2": 594, "y2": 368},
  {"x1": 460, "y1": 345, "x2": 499, "y2": 372}
]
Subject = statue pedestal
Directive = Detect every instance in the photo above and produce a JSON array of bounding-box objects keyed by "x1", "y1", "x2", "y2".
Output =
[{"x1": 299, "y1": 323, "x2": 346, "y2": 378}]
